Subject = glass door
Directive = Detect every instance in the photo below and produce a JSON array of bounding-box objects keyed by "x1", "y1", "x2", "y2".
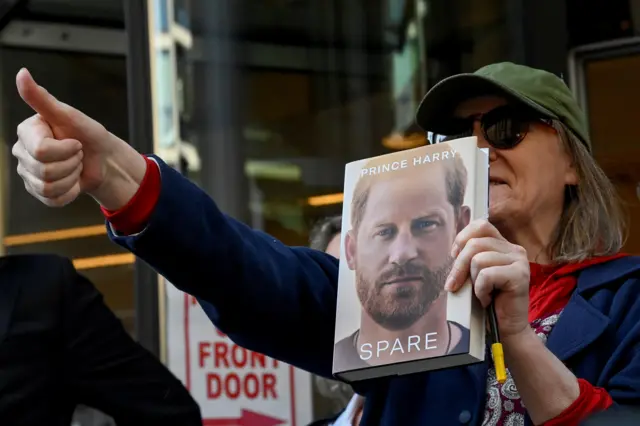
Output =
[{"x1": 568, "y1": 38, "x2": 640, "y2": 255}]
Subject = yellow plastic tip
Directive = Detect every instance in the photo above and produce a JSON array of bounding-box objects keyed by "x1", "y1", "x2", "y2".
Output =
[{"x1": 491, "y1": 342, "x2": 507, "y2": 384}]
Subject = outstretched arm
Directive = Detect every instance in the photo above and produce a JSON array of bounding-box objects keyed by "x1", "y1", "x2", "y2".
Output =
[{"x1": 106, "y1": 156, "x2": 340, "y2": 377}]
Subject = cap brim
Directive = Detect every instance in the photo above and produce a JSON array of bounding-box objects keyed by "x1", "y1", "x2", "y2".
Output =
[{"x1": 415, "y1": 74, "x2": 558, "y2": 134}]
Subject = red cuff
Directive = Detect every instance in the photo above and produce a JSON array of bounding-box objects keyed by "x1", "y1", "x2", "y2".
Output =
[
  {"x1": 100, "y1": 155, "x2": 161, "y2": 235},
  {"x1": 541, "y1": 379, "x2": 614, "y2": 426}
]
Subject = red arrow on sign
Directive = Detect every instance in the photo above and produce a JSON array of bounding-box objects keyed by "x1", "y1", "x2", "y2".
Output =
[{"x1": 203, "y1": 409, "x2": 287, "y2": 426}]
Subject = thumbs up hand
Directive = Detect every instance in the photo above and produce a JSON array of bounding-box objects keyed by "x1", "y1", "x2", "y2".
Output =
[{"x1": 12, "y1": 68, "x2": 147, "y2": 210}]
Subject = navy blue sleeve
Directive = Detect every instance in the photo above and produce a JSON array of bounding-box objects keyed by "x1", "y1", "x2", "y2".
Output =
[
  {"x1": 107, "y1": 156, "x2": 340, "y2": 378},
  {"x1": 599, "y1": 275, "x2": 640, "y2": 406},
  {"x1": 574, "y1": 260, "x2": 640, "y2": 410}
]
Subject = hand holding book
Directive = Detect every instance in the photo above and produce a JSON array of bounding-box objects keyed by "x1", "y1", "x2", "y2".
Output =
[
  {"x1": 444, "y1": 218, "x2": 531, "y2": 338},
  {"x1": 444, "y1": 218, "x2": 531, "y2": 382}
]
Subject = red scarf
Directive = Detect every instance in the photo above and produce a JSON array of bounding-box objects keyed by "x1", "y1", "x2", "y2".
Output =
[{"x1": 528, "y1": 253, "x2": 629, "y2": 323}]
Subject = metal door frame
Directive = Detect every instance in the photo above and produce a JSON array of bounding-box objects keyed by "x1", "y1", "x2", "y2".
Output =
[
  {"x1": 567, "y1": 36, "x2": 640, "y2": 119},
  {"x1": 123, "y1": 0, "x2": 160, "y2": 357}
]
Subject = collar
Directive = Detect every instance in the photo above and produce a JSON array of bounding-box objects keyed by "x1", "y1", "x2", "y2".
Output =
[{"x1": 575, "y1": 254, "x2": 639, "y2": 293}]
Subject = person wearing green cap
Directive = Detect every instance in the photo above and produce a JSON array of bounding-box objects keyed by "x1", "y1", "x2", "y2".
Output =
[{"x1": 10, "y1": 63, "x2": 640, "y2": 426}]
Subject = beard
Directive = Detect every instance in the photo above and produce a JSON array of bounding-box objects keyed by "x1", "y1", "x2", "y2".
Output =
[{"x1": 356, "y1": 256, "x2": 454, "y2": 331}]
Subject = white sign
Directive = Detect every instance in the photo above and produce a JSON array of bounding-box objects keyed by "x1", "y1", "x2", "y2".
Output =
[{"x1": 165, "y1": 279, "x2": 313, "y2": 426}]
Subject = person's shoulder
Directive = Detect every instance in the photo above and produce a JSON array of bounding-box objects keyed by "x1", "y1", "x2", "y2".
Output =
[
  {"x1": 0, "y1": 252, "x2": 72, "y2": 271},
  {"x1": 334, "y1": 333, "x2": 355, "y2": 358},
  {"x1": 0, "y1": 253, "x2": 74, "y2": 287},
  {"x1": 0, "y1": 254, "x2": 76, "y2": 316},
  {"x1": 333, "y1": 332, "x2": 369, "y2": 373},
  {"x1": 579, "y1": 255, "x2": 640, "y2": 288},
  {"x1": 1, "y1": 252, "x2": 72, "y2": 265},
  {"x1": 579, "y1": 255, "x2": 640, "y2": 319},
  {"x1": 448, "y1": 321, "x2": 470, "y2": 354}
]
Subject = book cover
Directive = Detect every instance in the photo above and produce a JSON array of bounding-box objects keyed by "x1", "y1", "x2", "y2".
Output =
[{"x1": 332, "y1": 136, "x2": 488, "y2": 382}]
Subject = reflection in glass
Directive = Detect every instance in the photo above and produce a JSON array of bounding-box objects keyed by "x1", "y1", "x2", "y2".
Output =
[
  {"x1": 183, "y1": 0, "x2": 511, "y2": 421},
  {"x1": 154, "y1": 0, "x2": 170, "y2": 32},
  {"x1": 174, "y1": 0, "x2": 191, "y2": 29}
]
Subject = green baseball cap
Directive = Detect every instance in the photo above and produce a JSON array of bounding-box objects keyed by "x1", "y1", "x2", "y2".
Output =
[{"x1": 415, "y1": 62, "x2": 591, "y2": 152}]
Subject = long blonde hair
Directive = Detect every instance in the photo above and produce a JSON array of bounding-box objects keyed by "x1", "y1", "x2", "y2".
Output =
[{"x1": 549, "y1": 122, "x2": 627, "y2": 262}]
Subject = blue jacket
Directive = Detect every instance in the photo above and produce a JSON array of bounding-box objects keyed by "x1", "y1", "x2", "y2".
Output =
[{"x1": 109, "y1": 157, "x2": 640, "y2": 426}]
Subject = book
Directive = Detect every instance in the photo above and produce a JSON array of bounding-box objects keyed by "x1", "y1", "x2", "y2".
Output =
[{"x1": 332, "y1": 136, "x2": 489, "y2": 382}]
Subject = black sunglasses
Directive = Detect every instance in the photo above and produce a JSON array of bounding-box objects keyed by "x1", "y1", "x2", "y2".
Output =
[{"x1": 434, "y1": 105, "x2": 553, "y2": 149}]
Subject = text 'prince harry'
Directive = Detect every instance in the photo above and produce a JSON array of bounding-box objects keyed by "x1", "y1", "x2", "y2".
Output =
[{"x1": 359, "y1": 148, "x2": 459, "y2": 178}]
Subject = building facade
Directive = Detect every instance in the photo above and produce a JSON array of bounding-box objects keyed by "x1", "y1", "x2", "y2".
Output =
[{"x1": 0, "y1": 0, "x2": 638, "y2": 424}]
